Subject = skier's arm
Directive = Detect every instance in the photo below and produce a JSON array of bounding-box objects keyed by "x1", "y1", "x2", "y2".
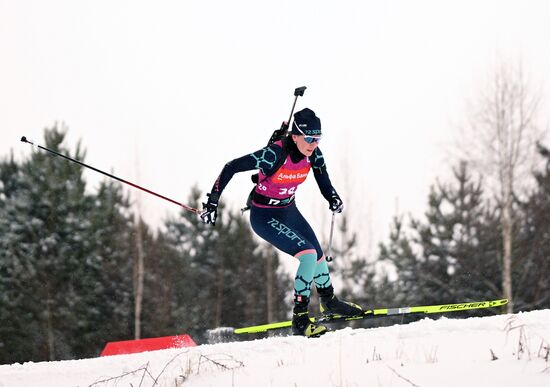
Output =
[
  {"x1": 207, "y1": 143, "x2": 284, "y2": 203},
  {"x1": 311, "y1": 148, "x2": 344, "y2": 212}
]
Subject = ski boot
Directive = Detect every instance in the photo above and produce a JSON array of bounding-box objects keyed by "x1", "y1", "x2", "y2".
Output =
[
  {"x1": 318, "y1": 285, "x2": 363, "y2": 318},
  {"x1": 292, "y1": 296, "x2": 328, "y2": 338}
]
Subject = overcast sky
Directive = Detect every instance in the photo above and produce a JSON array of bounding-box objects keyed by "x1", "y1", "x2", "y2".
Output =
[{"x1": 1, "y1": 0, "x2": 549, "y2": 256}]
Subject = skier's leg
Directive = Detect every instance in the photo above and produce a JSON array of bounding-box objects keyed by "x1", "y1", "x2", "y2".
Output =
[
  {"x1": 281, "y1": 206, "x2": 334, "y2": 290},
  {"x1": 281, "y1": 206, "x2": 363, "y2": 318},
  {"x1": 284, "y1": 213, "x2": 333, "y2": 295},
  {"x1": 291, "y1": 249, "x2": 327, "y2": 337},
  {"x1": 317, "y1": 284, "x2": 363, "y2": 317},
  {"x1": 313, "y1": 257, "x2": 332, "y2": 289},
  {"x1": 250, "y1": 205, "x2": 319, "y2": 299},
  {"x1": 293, "y1": 249, "x2": 317, "y2": 298},
  {"x1": 250, "y1": 204, "x2": 327, "y2": 337}
]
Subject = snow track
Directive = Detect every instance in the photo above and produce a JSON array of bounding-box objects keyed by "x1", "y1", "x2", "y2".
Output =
[{"x1": 1, "y1": 310, "x2": 549, "y2": 387}]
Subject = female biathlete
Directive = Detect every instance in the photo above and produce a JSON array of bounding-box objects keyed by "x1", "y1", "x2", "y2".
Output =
[{"x1": 200, "y1": 108, "x2": 363, "y2": 337}]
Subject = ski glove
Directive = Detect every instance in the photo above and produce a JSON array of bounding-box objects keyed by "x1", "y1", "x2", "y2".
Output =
[
  {"x1": 200, "y1": 193, "x2": 219, "y2": 225},
  {"x1": 329, "y1": 194, "x2": 344, "y2": 213}
]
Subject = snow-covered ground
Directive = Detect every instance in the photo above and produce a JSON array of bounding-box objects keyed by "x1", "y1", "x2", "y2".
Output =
[{"x1": 1, "y1": 310, "x2": 549, "y2": 387}]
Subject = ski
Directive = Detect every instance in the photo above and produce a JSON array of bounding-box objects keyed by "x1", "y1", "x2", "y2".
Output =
[{"x1": 233, "y1": 298, "x2": 508, "y2": 334}]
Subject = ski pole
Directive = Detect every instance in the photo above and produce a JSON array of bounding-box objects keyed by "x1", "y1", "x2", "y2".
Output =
[
  {"x1": 20, "y1": 136, "x2": 202, "y2": 215},
  {"x1": 267, "y1": 86, "x2": 307, "y2": 145},
  {"x1": 326, "y1": 212, "x2": 336, "y2": 262}
]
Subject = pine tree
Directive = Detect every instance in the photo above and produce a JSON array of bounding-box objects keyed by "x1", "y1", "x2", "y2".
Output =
[
  {"x1": 83, "y1": 180, "x2": 135, "y2": 348},
  {"x1": 411, "y1": 162, "x2": 501, "y2": 306},
  {"x1": 0, "y1": 152, "x2": 31, "y2": 363},
  {"x1": 0, "y1": 126, "x2": 95, "y2": 361},
  {"x1": 161, "y1": 186, "x2": 222, "y2": 341},
  {"x1": 515, "y1": 143, "x2": 550, "y2": 310},
  {"x1": 140, "y1": 226, "x2": 187, "y2": 338},
  {"x1": 377, "y1": 215, "x2": 420, "y2": 305},
  {"x1": 154, "y1": 186, "x2": 291, "y2": 343},
  {"x1": 315, "y1": 211, "x2": 381, "y2": 315},
  {"x1": 0, "y1": 126, "x2": 139, "y2": 363},
  {"x1": 214, "y1": 211, "x2": 291, "y2": 328},
  {"x1": 328, "y1": 212, "x2": 361, "y2": 296},
  {"x1": 376, "y1": 162, "x2": 502, "y2": 315}
]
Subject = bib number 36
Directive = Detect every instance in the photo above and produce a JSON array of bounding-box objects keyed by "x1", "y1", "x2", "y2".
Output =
[{"x1": 278, "y1": 187, "x2": 296, "y2": 195}]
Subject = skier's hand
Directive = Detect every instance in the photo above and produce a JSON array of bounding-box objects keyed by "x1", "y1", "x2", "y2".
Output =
[
  {"x1": 200, "y1": 193, "x2": 219, "y2": 225},
  {"x1": 329, "y1": 194, "x2": 344, "y2": 213}
]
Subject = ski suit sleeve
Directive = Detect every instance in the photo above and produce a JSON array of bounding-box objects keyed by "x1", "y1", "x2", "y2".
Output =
[
  {"x1": 311, "y1": 148, "x2": 340, "y2": 202},
  {"x1": 208, "y1": 143, "x2": 284, "y2": 202}
]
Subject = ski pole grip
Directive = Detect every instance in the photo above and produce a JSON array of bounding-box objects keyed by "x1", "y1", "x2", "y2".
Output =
[{"x1": 21, "y1": 136, "x2": 35, "y2": 146}]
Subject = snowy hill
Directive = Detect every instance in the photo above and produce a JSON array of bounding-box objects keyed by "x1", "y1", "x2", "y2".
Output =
[{"x1": 0, "y1": 310, "x2": 549, "y2": 387}]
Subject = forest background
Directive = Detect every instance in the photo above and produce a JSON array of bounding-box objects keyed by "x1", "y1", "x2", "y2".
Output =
[
  {"x1": 1, "y1": 0, "x2": 550, "y2": 365},
  {"x1": 1, "y1": 59, "x2": 549, "y2": 363}
]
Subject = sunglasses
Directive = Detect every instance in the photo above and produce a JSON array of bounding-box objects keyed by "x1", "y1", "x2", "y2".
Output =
[{"x1": 293, "y1": 122, "x2": 322, "y2": 144}]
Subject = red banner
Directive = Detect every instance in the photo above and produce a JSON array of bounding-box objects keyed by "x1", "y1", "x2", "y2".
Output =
[{"x1": 100, "y1": 334, "x2": 196, "y2": 356}]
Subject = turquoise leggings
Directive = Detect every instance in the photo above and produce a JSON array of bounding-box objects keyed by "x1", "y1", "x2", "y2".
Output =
[{"x1": 250, "y1": 203, "x2": 332, "y2": 298}]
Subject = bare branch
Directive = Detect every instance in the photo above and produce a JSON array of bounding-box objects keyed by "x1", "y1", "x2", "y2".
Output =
[
  {"x1": 386, "y1": 364, "x2": 420, "y2": 387},
  {"x1": 456, "y1": 59, "x2": 543, "y2": 313}
]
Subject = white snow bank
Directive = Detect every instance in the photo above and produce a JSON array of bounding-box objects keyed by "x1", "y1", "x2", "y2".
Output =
[{"x1": 0, "y1": 310, "x2": 549, "y2": 387}]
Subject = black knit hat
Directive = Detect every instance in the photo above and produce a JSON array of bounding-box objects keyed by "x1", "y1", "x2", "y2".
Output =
[{"x1": 292, "y1": 108, "x2": 322, "y2": 136}]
